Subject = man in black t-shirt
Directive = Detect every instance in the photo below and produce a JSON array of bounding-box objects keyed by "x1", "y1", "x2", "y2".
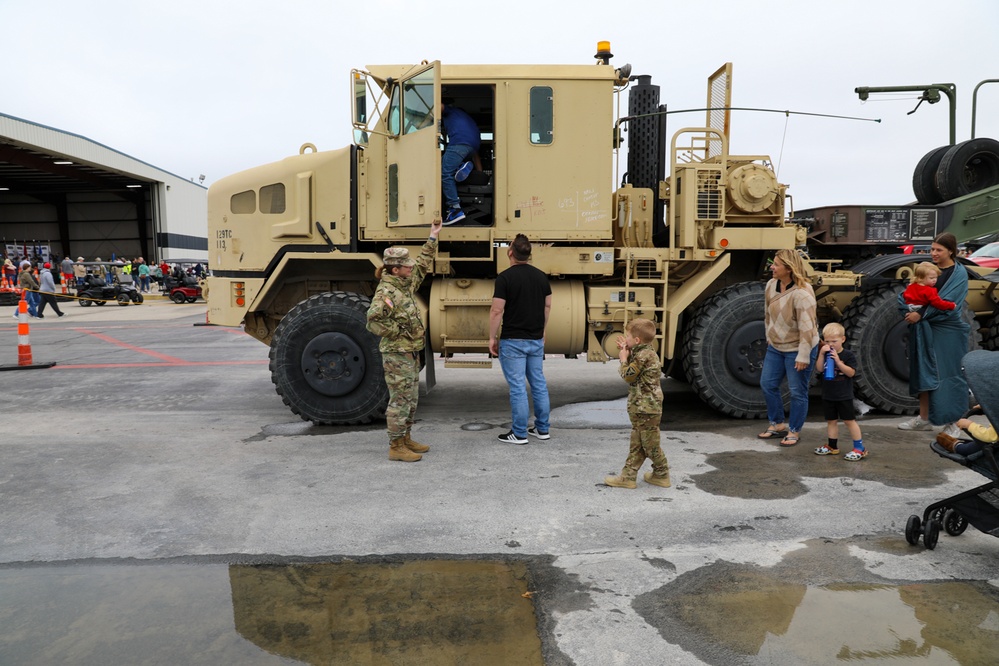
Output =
[{"x1": 489, "y1": 234, "x2": 552, "y2": 445}]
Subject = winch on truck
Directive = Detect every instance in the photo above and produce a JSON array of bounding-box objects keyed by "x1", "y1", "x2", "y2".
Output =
[{"x1": 204, "y1": 44, "x2": 991, "y2": 425}]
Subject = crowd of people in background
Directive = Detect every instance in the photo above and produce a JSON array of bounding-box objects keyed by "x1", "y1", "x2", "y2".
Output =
[
  {"x1": 4, "y1": 252, "x2": 205, "y2": 321},
  {"x1": 2, "y1": 253, "x2": 205, "y2": 295}
]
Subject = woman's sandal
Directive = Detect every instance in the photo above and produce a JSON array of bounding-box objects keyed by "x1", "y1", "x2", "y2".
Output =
[
  {"x1": 844, "y1": 449, "x2": 867, "y2": 461},
  {"x1": 813, "y1": 446, "x2": 839, "y2": 456},
  {"x1": 758, "y1": 425, "x2": 789, "y2": 440},
  {"x1": 779, "y1": 433, "x2": 800, "y2": 447}
]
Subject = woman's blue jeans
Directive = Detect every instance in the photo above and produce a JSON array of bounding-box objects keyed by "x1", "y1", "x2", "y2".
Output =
[
  {"x1": 760, "y1": 344, "x2": 818, "y2": 433},
  {"x1": 498, "y1": 338, "x2": 550, "y2": 438}
]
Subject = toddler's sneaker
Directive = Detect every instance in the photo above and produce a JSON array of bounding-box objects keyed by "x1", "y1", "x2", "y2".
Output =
[
  {"x1": 527, "y1": 426, "x2": 550, "y2": 440},
  {"x1": 497, "y1": 430, "x2": 528, "y2": 445},
  {"x1": 898, "y1": 416, "x2": 932, "y2": 431},
  {"x1": 444, "y1": 207, "x2": 466, "y2": 226},
  {"x1": 455, "y1": 161, "x2": 473, "y2": 182}
]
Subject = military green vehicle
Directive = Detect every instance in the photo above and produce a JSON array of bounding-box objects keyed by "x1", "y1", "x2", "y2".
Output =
[{"x1": 204, "y1": 44, "x2": 992, "y2": 424}]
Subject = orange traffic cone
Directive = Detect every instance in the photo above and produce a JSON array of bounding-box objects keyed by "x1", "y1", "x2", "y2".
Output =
[
  {"x1": 1, "y1": 293, "x2": 57, "y2": 371},
  {"x1": 17, "y1": 295, "x2": 32, "y2": 366}
]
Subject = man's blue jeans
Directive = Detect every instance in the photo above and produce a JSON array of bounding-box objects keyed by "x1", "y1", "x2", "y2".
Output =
[
  {"x1": 13, "y1": 291, "x2": 39, "y2": 317},
  {"x1": 760, "y1": 344, "x2": 818, "y2": 433},
  {"x1": 499, "y1": 338, "x2": 550, "y2": 438},
  {"x1": 441, "y1": 143, "x2": 475, "y2": 209}
]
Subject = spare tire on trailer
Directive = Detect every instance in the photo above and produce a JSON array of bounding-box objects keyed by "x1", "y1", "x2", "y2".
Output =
[
  {"x1": 682, "y1": 282, "x2": 771, "y2": 419},
  {"x1": 912, "y1": 145, "x2": 950, "y2": 205},
  {"x1": 270, "y1": 291, "x2": 389, "y2": 425},
  {"x1": 935, "y1": 138, "x2": 999, "y2": 202}
]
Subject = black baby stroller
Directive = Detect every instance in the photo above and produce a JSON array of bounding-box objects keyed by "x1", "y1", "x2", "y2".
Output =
[{"x1": 905, "y1": 349, "x2": 999, "y2": 550}]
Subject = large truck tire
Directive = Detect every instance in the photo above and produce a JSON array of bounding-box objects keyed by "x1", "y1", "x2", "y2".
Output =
[
  {"x1": 912, "y1": 145, "x2": 949, "y2": 204},
  {"x1": 935, "y1": 138, "x2": 999, "y2": 202},
  {"x1": 841, "y1": 284, "x2": 980, "y2": 415},
  {"x1": 269, "y1": 291, "x2": 388, "y2": 425},
  {"x1": 682, "y1": 282, "x2": 770, "y2": 419}
]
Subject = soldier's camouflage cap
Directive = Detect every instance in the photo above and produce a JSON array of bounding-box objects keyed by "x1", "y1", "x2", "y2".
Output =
[{"x1": 383, "y1": 247, "x2": 416, "y2": 267}]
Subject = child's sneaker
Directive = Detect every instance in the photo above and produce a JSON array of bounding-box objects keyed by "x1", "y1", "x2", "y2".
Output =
[
  {"x1": 604, "y1": 475, "x2": 637, "y2": 489},
  {"x1": 455, "y1": 161, "x2": 473, "y2": 182},
  {"x1": 444, "y1": 207, "x2": 466, "y2": 226},
  {"x1": 843, "y1": 449, "x2": 867, "y2": 461},
  {"x1": 643, "y1": 471, "x2": 671, "y2": 488},
  {"x1": 813, "y1": 446, "x2": 839, "y2": 456}
]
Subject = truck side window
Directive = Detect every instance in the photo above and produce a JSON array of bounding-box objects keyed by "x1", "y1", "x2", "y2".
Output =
[
  {"x1": 231, "y1": 190, "x2": 256, "y2": 214},
  {"x1": 530, "y1": 86, "x2": 553, "y2": 145},
  {"x1": 259, "y1": 183, "x2": 286, "y2": 214},
  {"x1": 403, "y1": 69, "x2": 434, "y2": 134}
]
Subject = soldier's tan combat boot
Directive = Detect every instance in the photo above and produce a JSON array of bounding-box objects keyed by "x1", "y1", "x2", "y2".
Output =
[
  {"x1": 644, "y1": 471, "x2": 671, "y2": 488},
  {"x1": 604, "y1": 474, "x2": 637, "y2": 489},
  {"x1": 404, "y1": 433, "x2": 430, "y2": 453},
  {"x1": 389, "y1": 437, "x2": 422, "y2": 462}
]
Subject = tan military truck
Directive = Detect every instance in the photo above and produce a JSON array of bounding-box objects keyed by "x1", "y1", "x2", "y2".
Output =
[{"x1": 204, "y1": 44, "x2": 991, "y2": 424}]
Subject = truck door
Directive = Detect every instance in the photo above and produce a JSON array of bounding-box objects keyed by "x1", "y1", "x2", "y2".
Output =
[{"x1": 384, "y1": 61, "x2": 441, "y2": 227}]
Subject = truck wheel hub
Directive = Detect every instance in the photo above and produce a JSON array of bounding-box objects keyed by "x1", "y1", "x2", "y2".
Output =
[{"x1": 301, "y1": 332, "x2": 366, "y2": 397}]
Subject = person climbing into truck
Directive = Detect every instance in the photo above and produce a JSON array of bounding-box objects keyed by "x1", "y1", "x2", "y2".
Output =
[{"x1": 440, "y1": 100, "x2": 480, "y2": 226}]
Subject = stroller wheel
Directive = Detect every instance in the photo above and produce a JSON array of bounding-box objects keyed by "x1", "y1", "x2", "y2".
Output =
[
  {"x1": 928, "y1": 506, "x2": 947, "y2": 524},
  {"x1": 943, "y1": 509, "x2": 969, "y2": 536},
  {"x1": 905, "y1": 515, "x2": 922, "y2": 545},
  {"x1": 923, "y1": 519, "x2": 941, "y2": 550}
]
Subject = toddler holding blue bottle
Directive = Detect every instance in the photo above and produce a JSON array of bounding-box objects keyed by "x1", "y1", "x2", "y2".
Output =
[{"x1": 813, "y1": 322, "x2": 866, "y2": 461}]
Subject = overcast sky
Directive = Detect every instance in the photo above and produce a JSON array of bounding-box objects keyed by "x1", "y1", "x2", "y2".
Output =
[{"x1": 4, "y1": 0, "x2": 998, "y2": 210}]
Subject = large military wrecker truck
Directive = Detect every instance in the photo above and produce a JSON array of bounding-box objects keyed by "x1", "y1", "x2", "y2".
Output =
[{"x1": 204, "y1": 46, "x2": 878, "y2": 425}]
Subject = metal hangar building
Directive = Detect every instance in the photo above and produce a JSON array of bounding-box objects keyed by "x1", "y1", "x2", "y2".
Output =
[{"x1": 0, "y1": 112, "x2": 207, "y2": 263}]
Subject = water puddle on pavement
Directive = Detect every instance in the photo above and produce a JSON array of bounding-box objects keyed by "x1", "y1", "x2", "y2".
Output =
[
  {"x1": 636, "y1": 564, "x2": 999, "y2": 665},
  {"x1": 0, "y1": 560, "x2": 543, "y2": 665}
]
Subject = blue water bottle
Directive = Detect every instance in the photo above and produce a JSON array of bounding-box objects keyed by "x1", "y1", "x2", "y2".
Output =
[{"x1": 824, "y1": 353, "x2": 836, "y2": 380}]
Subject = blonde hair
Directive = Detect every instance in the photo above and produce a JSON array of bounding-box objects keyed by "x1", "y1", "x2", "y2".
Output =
[
  {"x1": 626, "y1": 318, "x2": 657, "y2": 343},
  {"x1": 822, "y1": 322, "x2": 845, "y2": 339},
  {"x1": 912, "y1": 261, "x2": 941, "y2": 283},
  {"x1": 773, "y1": 249, "x2": 810, "y2": 288}
]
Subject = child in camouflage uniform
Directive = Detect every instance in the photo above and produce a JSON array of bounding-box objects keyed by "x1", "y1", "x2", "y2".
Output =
[
  {"x1": 604, "y1": 318, "x2": 671, "y2": 489},
  {"x1": 365, "y1": 217, "x2": 442, "y2": 462}
]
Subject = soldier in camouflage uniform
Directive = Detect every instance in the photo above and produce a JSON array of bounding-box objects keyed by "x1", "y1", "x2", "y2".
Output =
[
  {"x1": 365, "y1": 217, "x2": 442, "y2": 462},
  {"x1": 605, "y1": 318, "x2": 671, "y2": 489}
]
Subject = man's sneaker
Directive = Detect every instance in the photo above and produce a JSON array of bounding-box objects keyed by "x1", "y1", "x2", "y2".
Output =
[
  {"x1": 527, "y1": 426, "x2": 550, "y2": 440},
  {"x1": 898, "y1": 416, "x2": 932, "y2": 431},
  {"x1": 497, "y1": 430, "x2": 528, "y2": 445},
  {"x1": 455, "y1": 161, "x2": 473, "y2": 183},
  {"x1": 443, "y1": 207, "x2": 466, "y2": 226}
]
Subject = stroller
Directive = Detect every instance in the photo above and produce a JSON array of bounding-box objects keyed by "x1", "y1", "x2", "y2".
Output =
[{"x1": 905, "y1": 349, "x2": 999, "y2": 550}]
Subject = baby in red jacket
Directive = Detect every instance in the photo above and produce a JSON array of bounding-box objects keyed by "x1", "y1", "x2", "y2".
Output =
[{"x1": 903, "y1": 262, "x2": 956, "y2": 313}]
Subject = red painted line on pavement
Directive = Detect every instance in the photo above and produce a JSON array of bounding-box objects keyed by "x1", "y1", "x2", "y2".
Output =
[
  {"x1": 52, "y1": 360, "x2": 268, "y2": 369},
  {"x1": 75, "y1": 329, "x2": 190, "y2": 363}
]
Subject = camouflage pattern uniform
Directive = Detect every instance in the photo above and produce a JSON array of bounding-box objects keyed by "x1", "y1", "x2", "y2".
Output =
[
  {"x1": 618, "y1": 343, "x2": 668, "y2": 480},
  {"x1": 365, "y1": 238, "x2": 437, "y2": 439}
]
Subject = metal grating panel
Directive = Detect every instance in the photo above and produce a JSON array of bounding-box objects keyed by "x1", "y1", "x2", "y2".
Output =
[
  {"x1": 696, "y1": 168, "x2": 723, "y2": 220},
  {"x1": 705, "y1": 64, "x2": 732, "y2": 159}
]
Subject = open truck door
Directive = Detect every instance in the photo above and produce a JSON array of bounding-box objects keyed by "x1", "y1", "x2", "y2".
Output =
[{"x1": 352, "y1": 61, "x2": 441, "y2": 227}]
